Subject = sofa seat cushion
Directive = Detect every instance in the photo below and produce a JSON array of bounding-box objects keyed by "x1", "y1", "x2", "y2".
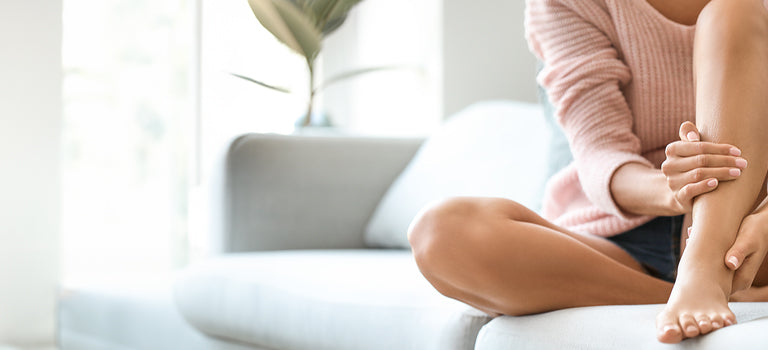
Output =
[
  {"x1": 174, "y1": 250, "x2": 492, "y2": 350},
  {"x1": 475, "y1": 303, "x2": 768, "y2": 350},
  {"x1": 58, "y1": 281, "x2": 258, "y2": 350}
]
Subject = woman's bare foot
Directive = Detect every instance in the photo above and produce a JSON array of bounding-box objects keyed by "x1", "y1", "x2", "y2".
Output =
[{"x1": 655, "y1": 255, "x2": 736, "y2": 344}]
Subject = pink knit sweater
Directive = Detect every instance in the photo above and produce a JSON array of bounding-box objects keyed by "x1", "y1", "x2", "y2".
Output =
[{"x1": 525, "y1": 0, "x2": 698, "y2": 237}]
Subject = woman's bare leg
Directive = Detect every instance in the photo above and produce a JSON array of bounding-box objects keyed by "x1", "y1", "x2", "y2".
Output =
[
  {"x1": 408, "y1": 197, "x2": 673, "y2": 316},
  {"x1": 656, "y1": 0, "x2": 768, "y2": 343}
]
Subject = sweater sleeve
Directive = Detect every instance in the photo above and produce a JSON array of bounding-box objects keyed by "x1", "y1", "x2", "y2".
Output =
[{"x1": 525, "y1": 0, "x2": 653, "y2": 219}]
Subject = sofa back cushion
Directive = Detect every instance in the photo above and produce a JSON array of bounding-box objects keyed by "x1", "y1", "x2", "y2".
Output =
[{"x1": 364, "y1": 101, "x2": 551, "y2": 249}]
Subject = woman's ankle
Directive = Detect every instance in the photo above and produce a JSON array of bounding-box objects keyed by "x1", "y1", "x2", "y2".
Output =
[{"x1": 675, "y1": 251, "x2": 734, "y2": 295}]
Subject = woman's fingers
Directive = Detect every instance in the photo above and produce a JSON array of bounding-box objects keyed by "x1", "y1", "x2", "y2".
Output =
[
  {"x1": 665, "y1": 141, "x2": 742, "y2": 158},
  {"x1": 662, "y1": 153, "x2": 747, "y2": 172},
  {"x1": 728, "y1": 246, "x2": 758, "y2": 292},
  {"x1": 725, "y1": 216, "x2": 765, "y2": 293},
  {"x1": 679, "y1": 121, "x2": 700, "y2": 142},
  {"x1": 661, "y1": 155, "x2": 747, "y2": 185},
  {"x1": 676, "y1": 178, "x2": 719, "y2": 205},
  {"x1": 665, "y1": 167, "x2": 742, "y2": 189},
  {"x1": 666, "y1": 122, "x2": 744, "y2": 211},
  {"x1": 726, "y1": 221, "x2": 758, "y2": 271}
]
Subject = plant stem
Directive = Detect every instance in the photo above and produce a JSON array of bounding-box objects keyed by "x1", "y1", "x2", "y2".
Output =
[{"x1": 303, "y1": 61, "x2": 315, "y2": 128}]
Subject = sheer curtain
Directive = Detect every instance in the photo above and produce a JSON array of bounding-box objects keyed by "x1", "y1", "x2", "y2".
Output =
[
  {"x1": 61, "y1": 0, "x2": 195, "y2": 285},
  {"x1": 61, "y1": 0, "x2": 319, "y2": 284}
]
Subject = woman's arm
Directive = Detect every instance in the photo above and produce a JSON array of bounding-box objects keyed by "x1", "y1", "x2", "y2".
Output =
[
  {"x1": 528, "y1": 0, "x2": 747, "y2": 220},
  {"x1": 611, "y1": 122, "x2": 747, "y2": 217},
  {"x1": 527, "y1": 0, "x2": 653, "y2": 219},
  {"x1": 610, "y1": 163, "x2": 678, "y2": 216}
]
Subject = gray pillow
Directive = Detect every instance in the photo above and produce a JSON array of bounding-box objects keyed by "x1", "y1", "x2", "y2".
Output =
[{"x1": 364, "y1": 101, "x2": 551, "y2": 249}]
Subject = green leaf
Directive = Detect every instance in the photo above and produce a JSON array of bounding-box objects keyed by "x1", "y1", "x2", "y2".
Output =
[
  {"x1": 287, "y1": 0, "x2": 321, "y2": 26},
  {"x1": 248, "y1": 0, "x2": 322, "y2": 62},
  {"x1": 325, "y1": 0, "x2": 362, "y2": 26},
  {"x1": 318, "y1": 0, "x2": 363, "y2": 35},
  {"x1": 230, "y1": 73, "x2": 291, "y2": 93},
  {"x1": 314, "y1": 64, "x2": 422, "y2": 93},
  {"x1": 272, "y1": 0, "x2": 323, "y2": 61},
  {"x1": 248, "y1": 0, "x2": 303, "y2": 54},
  {"x1": 288, "y1": 0, "x2": 363, "y2": 35}
]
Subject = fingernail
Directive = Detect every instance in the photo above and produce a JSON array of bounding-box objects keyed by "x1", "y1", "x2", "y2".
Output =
[
  {"x1": 730, "y1": 147, "x2": 742, "y2": 156},
  {"x1": 730, "y1": 168, "x2": 742, "y2": 177},
  {"x1": 736, "y1": 158, "x2": 748, "y2": 168},
  {"x1": 708, "y1": 179, "x2": 718, "y2": 187},
  {"x1": 687, "y1": 131, "x2": 700, "y2": 141},
  {"x1": 728, "y1": 256, "x2": 739, "y2": 269}
]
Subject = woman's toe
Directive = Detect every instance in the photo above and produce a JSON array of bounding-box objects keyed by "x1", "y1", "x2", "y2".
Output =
[
  {"x1": 680, "y1": 313, "x2": 700, "y2": 338},
  {"x1": 723, "y1": 312, "x2": 737, "y2": 326},
  {"x1": 710, "y1": 314, "x2": 724, "y2": 330},
  {"x1": 695, "y1": 314, "x2": 713, "y2": 334},
  {"x1": 656, "y1": 312, "x2": 684, "y2": 343}
]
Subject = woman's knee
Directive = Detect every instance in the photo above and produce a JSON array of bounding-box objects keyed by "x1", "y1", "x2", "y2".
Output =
[
  {"x1": 408, "y1": 197, "x2": 527, "y2": 266},
  {"x1": 697, "y1": 0, "x2": 768, "y2": 41},
  {"x1": 408, "y1": 197, "x2": 479, "y2": 260}
]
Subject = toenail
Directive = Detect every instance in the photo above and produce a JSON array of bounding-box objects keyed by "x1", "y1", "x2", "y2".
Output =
[
  {"x1": 725, "y1": 319, "x2": 735, "y2": 326},
  {"x1": 712, "y1": 321, "x2": 722, "y2": 328},
  {"x1": 686, "y1": 325, "x2": 698, "y2": 333}
]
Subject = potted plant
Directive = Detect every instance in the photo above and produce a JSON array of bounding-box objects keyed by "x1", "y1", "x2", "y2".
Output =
[{"x1": 237, "y1": 0, "x2": 393, "y2": 128}]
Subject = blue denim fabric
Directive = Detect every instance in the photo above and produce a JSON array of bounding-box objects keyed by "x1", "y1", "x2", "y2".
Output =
[{"x1": 607, "y1": 215, "x2": 684, "y2": 283}]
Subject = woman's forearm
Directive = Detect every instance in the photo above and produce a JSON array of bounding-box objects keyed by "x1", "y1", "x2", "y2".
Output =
[{"x1": 611, "y1": 162, "x2": 679, "y2": 216}]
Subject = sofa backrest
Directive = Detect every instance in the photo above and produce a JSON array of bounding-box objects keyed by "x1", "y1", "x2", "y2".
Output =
[
  {"x1": 217, "y1": 134, "x2": 422, "y2": 253},
  {"x1": 364, "y1": 101, "x2": 553, "y2": 249}
]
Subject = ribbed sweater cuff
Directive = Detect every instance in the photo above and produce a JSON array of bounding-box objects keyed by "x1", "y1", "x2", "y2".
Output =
[{"x1": 589, "y1": 151, "x2": 654, "y2": 220}]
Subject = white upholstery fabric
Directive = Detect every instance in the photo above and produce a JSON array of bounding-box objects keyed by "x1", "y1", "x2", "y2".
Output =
[
  {"x1": 221, "y1": 134, "x2": 421, "y2": 253},
  {"x1": 174, "y1": 250, "x2": 492, "y2": 350},
  {"x1": 475, "y1": 303, "x2": 768, "y2": 350},
  {"x1": 58, "y1": 282, "x2": 260, "y2": 350},
  {"x1": 364, "y1": 101, "x2": 550, "y2": 248}
]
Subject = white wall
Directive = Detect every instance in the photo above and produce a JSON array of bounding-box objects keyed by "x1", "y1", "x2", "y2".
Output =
[
  {"x1": 0, "y1": 0, "x2": 62, "y2": 347},
  {"x1": 322, "y1": 0, "x2": 444, "y2": 136},
  {"x1": 443, "y1": 0, "x2": 537, "y2": 116},
  {"x1": 323, "y1": 0, "x2": 538, "y2": 133}
]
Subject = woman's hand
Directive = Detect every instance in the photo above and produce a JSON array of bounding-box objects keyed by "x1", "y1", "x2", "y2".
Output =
[
  {"x1": 661, "y1": 122, "x2": 748, "y2": 214},
  {"x1": 721, "y1": 212, "x2": 768, "y2": 293}
]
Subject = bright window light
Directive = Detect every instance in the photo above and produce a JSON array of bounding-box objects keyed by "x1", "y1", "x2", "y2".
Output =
[{"x1": 61, "y1": 0, "x2": 194, "y2": 285}]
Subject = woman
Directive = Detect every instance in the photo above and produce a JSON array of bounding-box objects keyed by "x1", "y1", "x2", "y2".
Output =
[{"x1": 408, "y1": 0, "x2": 768, "y2": 344}]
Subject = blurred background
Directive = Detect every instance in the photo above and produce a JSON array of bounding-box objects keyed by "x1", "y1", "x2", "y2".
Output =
[{"x1": 0, "y1": 0, "x2": 536, "y2": 348}]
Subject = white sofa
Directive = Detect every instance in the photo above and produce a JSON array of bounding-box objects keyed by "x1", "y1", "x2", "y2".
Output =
[{"x1": 59, "y1": 101, "x2": 768, "y2": 349}]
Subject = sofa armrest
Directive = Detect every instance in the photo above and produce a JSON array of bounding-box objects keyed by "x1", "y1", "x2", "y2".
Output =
[{"x1": 217, "y1": 133, "x2": 422, "y2": 253}]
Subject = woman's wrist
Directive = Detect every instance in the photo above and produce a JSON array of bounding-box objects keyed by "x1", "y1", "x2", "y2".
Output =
[
  {"x1": 662, "y1": 188, "x2": 685, "y2": 216},
  {"x1": 659, "y1": 174, "x2": 688, "y2": 216},
  {"x1": 611, "y1": 162, "x2": 684, "y2": 216}
]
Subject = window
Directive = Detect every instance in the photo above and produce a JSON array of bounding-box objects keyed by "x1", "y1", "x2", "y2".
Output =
[{"x1": 61, "y1": 0, "x2": 194, "y2": 284}]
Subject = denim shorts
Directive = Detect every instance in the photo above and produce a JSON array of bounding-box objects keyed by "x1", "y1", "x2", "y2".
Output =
[{"x1": 607, "y1": 215, "x2": 684, "y2": 283}]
